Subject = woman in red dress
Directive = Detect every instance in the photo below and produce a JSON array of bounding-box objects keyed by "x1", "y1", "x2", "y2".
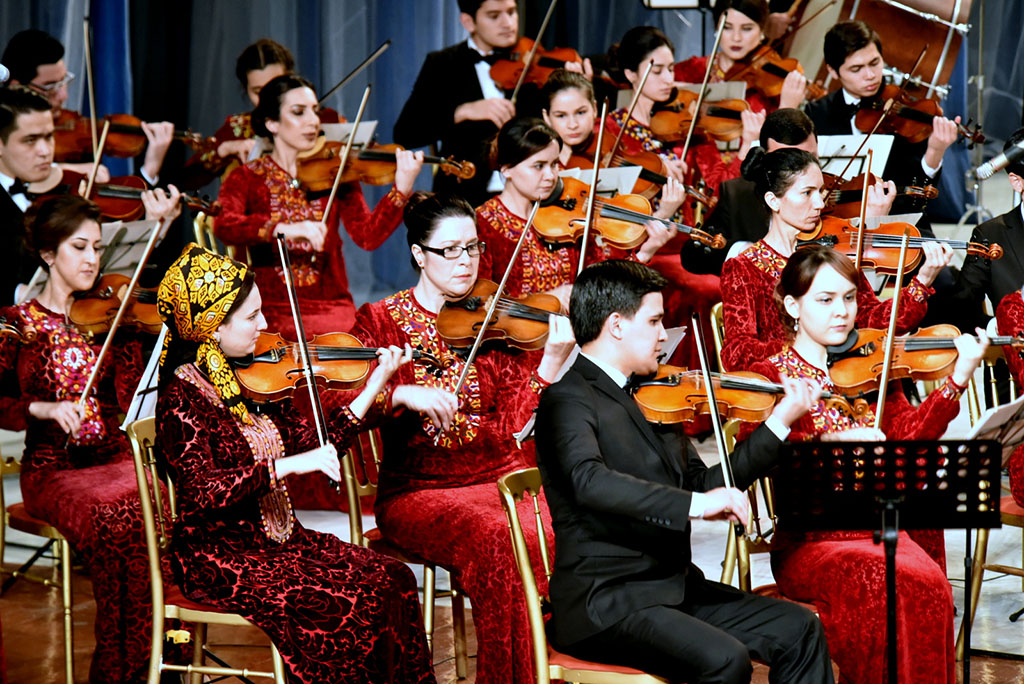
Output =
[
  {"x1": 745, "y1": 244, "x2": 987, "y2": 684},
  {"x1": 0, "y1": 194, "x2": 176, "y2": 683},
  {"x1": 347, "y1": 192, "x2": 575, "y2": 684},
  {"x1": 995, "y1": 289, "x2": 1024, "y2": 506},
  {"x1": 155, "y1": 243, "x2": 435, "y2": 684},
  {"x1": 215, "y1": 73, "x2": 423, "y2": 337},
  {"x1": 720, "y1": 147, "x2": 951, "y2": 371}
]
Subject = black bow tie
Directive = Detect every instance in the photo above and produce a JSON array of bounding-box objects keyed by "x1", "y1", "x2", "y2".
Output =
[
  {"x1": 623, "y1": 373, "x2": 644, "y2": 395},
  {"x1": 473, "y1": 48, "x2": 511, "y2": 66},
  {"x1": 8, "y1": 179, "x2": 27, "y2": 197}
]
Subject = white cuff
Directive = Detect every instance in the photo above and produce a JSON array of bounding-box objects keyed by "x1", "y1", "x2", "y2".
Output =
[
  {"x1": 764, "y1": 414, "x2": 791, "y2": 442},
  {"x1": 689, "y1": 491, "x2": 709, "y2": 519}
]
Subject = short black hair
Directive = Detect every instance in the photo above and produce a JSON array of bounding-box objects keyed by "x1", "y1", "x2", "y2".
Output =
[
  {"x1": 251, "y1": 74, "x2": 315, "y2": 138},
  {"x1": 492, "y1": 116, "x2": 560, "y2": 170},
  {"x1": 760, "y1": 108, "x2": 815, "y2": 148},
  {"x1": 1005, "y1": 127, "x2": 1024, "y2": 178},
  {"x1": 823, "y1": 21, "x2": 883, "y2": 73},
  {"x1": 570, "y1": 260, "x2": 667, "y2": 346},
  {"x1": 0, "y1": 85, "x2": 52, "y2": 143},
  {"x1": 608, "y1": 26, "x2": 675, "y2": 80},
  {"x1": 457, "y1": 0, "x2": 487, "y2": 16},
  {"x1": 2, "y1": 29, "x2": 64, "y2": 85},
  {"x1": 235, "y1": 39, "x2": 295, "y2": 92}
]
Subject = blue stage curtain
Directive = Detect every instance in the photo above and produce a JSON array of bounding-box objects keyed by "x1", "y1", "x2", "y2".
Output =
[{"x1": 87, "y1": 0, "x2": 131, "y2": 176}]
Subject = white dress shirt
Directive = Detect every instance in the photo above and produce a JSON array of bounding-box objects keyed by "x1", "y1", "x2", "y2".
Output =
[
  {"x1": 467, "y1": 36, "x2": 507, "y2": 193},
  {"x1": 841, "y1": 89, "x2": 941, "y2": 178}
]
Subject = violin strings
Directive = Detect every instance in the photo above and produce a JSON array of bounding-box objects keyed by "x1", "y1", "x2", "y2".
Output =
[{"x1": 592, "y1": 200, "x2": 691, "y2": 233}]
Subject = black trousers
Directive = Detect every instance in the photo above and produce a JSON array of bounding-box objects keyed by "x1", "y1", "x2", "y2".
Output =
[{"x1": 561, "y1": 581, "x2": 834, "y2": 684}]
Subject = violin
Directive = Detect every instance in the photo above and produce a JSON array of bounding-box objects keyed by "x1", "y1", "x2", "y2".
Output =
[
  {"x1": 722, "y1": 45, "x2": 826, "y2": 101},
  {"x1": 488, "y1": 37, "x2": 582, "y2": 91},
  {"x1": 296, "y1": 138, "x2": 475, "y2": 193},
  {"x1": 631, "y1": 364, "x2": 852, "y2": 424},
  {"x1": 854, "y1": 84, "x2": 985, "y2": 146},
  {"x1": 797, "y1": 217, "x2": 1002, "y2": 275},
  {"x1": 649, "y1": 88, "x2": 749, "y2": 143},
  {"x1": 533, "y1": 176, "x2": 725, "y2": 251},
  {"x1": 826, "y1": 325, "x2": 1022, "y2": 395},
  {"x1": 435, "y1": 279, "x2": 563, "y2": 352},
  {"x1": 69, "y1": 274, "x2": 162, "y2": 337},
  {"x1": 231, "y1": 331, "x2": 446, "y2": 402},
  {"x1": 53, "y1": 109, "x2": 206, "y2": 161},
  {"x1": 820, "y1": 171, "x2": 937, "y2": 219},
  {"x1": 28, "y1": 167, "x2": 221, "y2": 221}
]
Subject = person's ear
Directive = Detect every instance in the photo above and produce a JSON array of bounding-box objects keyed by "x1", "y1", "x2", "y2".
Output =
[{"x1": 765, "y1": 191, "x2": 781, "y2": 212}]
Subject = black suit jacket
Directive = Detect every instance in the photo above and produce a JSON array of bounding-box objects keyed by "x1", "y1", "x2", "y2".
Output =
[
  {"x1": 947, "y1": 206, "x2": 1024, "y2": 330},
  {"x1": 680, "y1": 176, "x2": 770, "y2": 275},
  {"x1": 0, "y1": 191, "x2": 35, "y2": 305},
  {"x1": 535, "y1": 355, "x2": 784, "y2": 646}
]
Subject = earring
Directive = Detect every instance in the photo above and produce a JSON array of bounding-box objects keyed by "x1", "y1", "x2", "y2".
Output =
[
  {"x1": 213, "y1": 332, "x2": 221, "y2": 343},
  {"x1": 793, "y1": 319, "x2": 800, "y2": 332}
]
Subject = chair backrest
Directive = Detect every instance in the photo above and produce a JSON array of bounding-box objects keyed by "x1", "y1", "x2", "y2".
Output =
[
  {"x1": 193, "y1": 212, "x2": 245, "y2": 264},
  {"x1": 710, "y1": 301, "x2": 725, "y2": 371},
  {"x1": 126, "y1": 417, "x2": 172, "y2": 611},
  {"x1": 967, "y1": 344, "x2": 1018, "y2": 426},
  {"x1": 339, "y1": 429, "x2": 383, "y2": 547},
  {"x1": 0, "y1": 452, "x2": 17, "y2": 513},
  {"x1": 497, "y1": 467, "x2": 553, "y2": 684}
]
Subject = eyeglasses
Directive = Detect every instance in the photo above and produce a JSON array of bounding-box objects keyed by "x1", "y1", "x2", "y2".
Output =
[
  {"x1": 419, "y1": 241, "x2": 486, "y2": 260},
  {"x1": 29, "y1": 71, "x2": 75, "y2": 93}
]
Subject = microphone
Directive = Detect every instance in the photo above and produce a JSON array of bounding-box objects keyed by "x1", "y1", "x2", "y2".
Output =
[
  {"x1": 975, "y1": 139, "x2": 1024, "y2": 180},
  {"x1": 0, "y1": 64, "x2": 8, "y2": 84}
]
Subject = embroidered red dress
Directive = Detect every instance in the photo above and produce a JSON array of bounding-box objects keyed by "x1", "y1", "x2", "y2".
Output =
[
  {"x1": 720, "y1": 240, "x2": 933, "y2": 371},
  {"x1": 215, "y1": 154, "x2": 408, "y2": 337},
  {"x1": 0, "y1": 301, "x2": 152, "y2": 684},
  {"x1": 156, "y1": 363, "x2": 435, "y2": 684},
  {"x1": 747, "y1": 346, "x2": 961, "y2": 684},
  {"x1": 996, "y1": 290, "x2": 1024, "y2": 506},
  {"x1": 348, "y1": 288, "x2": 554, "y2": 684}
]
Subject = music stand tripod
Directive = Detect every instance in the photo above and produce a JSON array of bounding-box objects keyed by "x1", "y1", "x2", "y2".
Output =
[{"x1": 774, "y1": 440, "x2": 1002, "y2": 684}]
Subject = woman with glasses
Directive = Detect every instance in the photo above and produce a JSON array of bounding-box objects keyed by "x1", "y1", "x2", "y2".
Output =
[
  {"x1": 345, "y1": 191, "x2": 575, "y2": 684},
  {"x1": 215, "y1": 73, "x2": 423, "y2": 337}
]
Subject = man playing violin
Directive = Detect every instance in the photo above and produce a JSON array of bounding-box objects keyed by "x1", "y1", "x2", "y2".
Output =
[
  {"x1": 534, "y1": 258, "x2": 833, "y2": 684},
  {"x1": 2, "y1": 29, "x2": 174, "y2": 187},
  {"x1": 394, "y1": 0, "x2": 584, "y2": 207}
]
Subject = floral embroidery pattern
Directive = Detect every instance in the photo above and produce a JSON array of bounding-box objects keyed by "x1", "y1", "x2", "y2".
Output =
[
  {"x1": 477, "y1": 197, "x2": 574, "y2": 295},
  {"x1": 741, "y1": 240, "x2": 788, "y2": 280}
]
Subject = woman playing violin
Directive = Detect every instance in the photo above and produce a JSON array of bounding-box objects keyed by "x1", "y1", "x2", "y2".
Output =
[
  {"x1": 995, "y1": 289, "x2": 1024, "y2": 508},
  {"x1": 215, "y1": 73, "x2": 424, "y2": 337},
  {"x1": 720, "y1": 147, "x2": 951, "y2": 371},
  {"x1": 155, "y1": 244, "x2": 435, "y2": 684},
  {"x1": 346, "y1": 192, "x2": 575, "y2": 684},
  {"x1": 0, "y1": 196, "x2": 176, "y2": 683},
  {"x1": 745, "y1": 244, "x2": 988, "y2": 684}
]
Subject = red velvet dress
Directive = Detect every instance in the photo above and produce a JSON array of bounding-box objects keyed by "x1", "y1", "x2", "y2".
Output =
[
  {"x1": 0, "y1": 301, "x2": 152, "y2": 684},
  {"x1": 747, "y1": 347, "x2": 960, "y2": 684},
  {"x1": 720, "y1": 240, "x2": 933, "y2": 371},
  {"x1": 348, "y1": 288, "x2": 553, "y2": 684},
  {"x1": 215, "y1": 154, "x2": 408, "y2": 338},
  {"x1": 995, "y1": 289, "x2": 1024, "y2": 506},
  {"x1": 156, "y1": 364, "x2": 435, "y2": 684}
]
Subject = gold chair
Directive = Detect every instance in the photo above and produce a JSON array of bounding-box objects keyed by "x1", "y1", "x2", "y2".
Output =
[
  {"x1": 126, "y1": 417, "x2": 286, "y2": 684},
  {"x1": 497, "y1": 467, "x2": 668, "y2": 684},
  {"x1": 0, "y1": 452, "x2": 74, "y2": 684},
  {"x1": 340, "y1": 428, "x2": 469, "y2": 678},
  {"x1": 967, "y1": 344, "x2": 1017, "y2": 426},
  {"x1": 193, "y1": 212, "x2": 243, "y2": 263},
  {"x1": 709, "y1": 301, "x2": 725, "y2": 371}
]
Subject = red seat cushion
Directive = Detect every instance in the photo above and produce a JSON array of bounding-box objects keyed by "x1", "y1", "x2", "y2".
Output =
[
  {"x1": 6, "y1": 502, "x2": 61, "y2": 537},
  {"x1": 548, "y1": 644, "x2": 663, "y2": 677},
  {"x1": 1002, "y1": 495, "x2": 1024, "y2": 525},
  {"x1": 164, "y1": 582, "x2": 235, "y2": 615},
  {"x1": 365, "y1": 527, "x2": 430, "y2": 565}
]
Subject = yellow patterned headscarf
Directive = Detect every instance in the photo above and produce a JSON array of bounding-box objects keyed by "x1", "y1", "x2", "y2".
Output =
[{"x1": 158, "y1": 243, "x2": 253, "y2": 423}]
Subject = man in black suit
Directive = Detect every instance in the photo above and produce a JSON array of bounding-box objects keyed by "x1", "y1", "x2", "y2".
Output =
[
  {"x1": 948, "y1": 128, "x2": 1024, "y2": 331},
  {"x1": 0, "y1": 86, "x2": 55, "y2": 304},
  {"x1": 535, "y1": 259, "x2": 834, "y2": 683}
]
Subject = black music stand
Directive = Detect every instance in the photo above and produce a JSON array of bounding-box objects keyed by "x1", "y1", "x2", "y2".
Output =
[{"x1": 774, "y1": 440, "x2": 1002, "y2": 684}]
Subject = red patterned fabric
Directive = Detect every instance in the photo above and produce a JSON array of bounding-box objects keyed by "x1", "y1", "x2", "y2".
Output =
[
  {"x1": 995, "y1": 290, "x2": 1024, "y2": 507},
  {"x1": 0, "y1": 302, "x2": 153, "y2": 684},
  {"x1": 215, "y1": 154, "x2": 408, "y2": 338},
  {"x1": 720, "y1": 240, "x2": 933, "y2": 371},
  {"x1": 746, "y1": 347, "x2": 960, "y2": 684},
  {"x1": 347, "y1": 289, "x2": 554, "y2": 684},
  {"x1": 157, "y1": 365, "x2": 435, "y2": 684}
]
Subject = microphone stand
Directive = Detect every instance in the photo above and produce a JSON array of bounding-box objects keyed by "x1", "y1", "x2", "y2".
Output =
[{"x1": 957, "y1": 1, "x2": 993, "y2": 229}]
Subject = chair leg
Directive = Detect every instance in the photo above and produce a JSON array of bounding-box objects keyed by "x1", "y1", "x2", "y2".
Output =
[
  {"x1": 189, "y1": 622, "x2": 206, "y2": 684},
  {"x1": 720, "y1": 527, "x2": 738, "y2": 587},
  {"x1": 422, "y1": 564, "x2": 435, "y2": 656},
  {"x1": 955, "y1": 527, "x2": 990, "y2": 661},
  {"x1": 147, "y1": 608, "x2": 165, "y2": 684},
  {"x1": 452, "y1": 580, "x2": 468, "y2": 680},
  {"x1": 58, "y1": 538, "x2": 74, "y2": 684},
  {"x1": 271, "y1": 641, "x2": 287, "y2": 684}
]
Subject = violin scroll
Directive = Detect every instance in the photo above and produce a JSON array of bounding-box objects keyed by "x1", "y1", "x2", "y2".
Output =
[
  {"x1": 967, "y1": 242, "x2": 1003, "y2": 260},
  {"x1": 689, "y1": 229, "x2": 727, "y2": 250}
]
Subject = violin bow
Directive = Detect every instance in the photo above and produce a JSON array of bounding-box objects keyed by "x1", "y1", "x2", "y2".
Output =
[
  {"x1": 606, "y1": 60, "x2": 654, "y2": 173},
  {"x1": 318, "y1": 40, "x2": 390, "y2": 106},
  {"x1": 577, "y1": 100, "x2": 608, "y2": 276},
  {"x1": 680, "y1": 12, "x2": 727, "y2": 164},
  {"x1": 852, "y1": 149, "x2": 873, "y2": 272},
  {"x1": 321, "y1": 84, "x2": 372, "y2": 226},
  {"x1": 510, "y1": 0, "x2": 560, "y2": 106},
  {"x1": 83, "y1": 17, "x2": 99, "y2": 159},
  {"x1": 690, "y1": 312, "x2": 745, "y2": 534},
  {"x1": 275, "y1": 234, "x2": 339, "y2": 491},
  {"x1": 83, "y1": 120, "x2": 111, "y2": 199},
  {"x1": 434, "y1": 202, "x2": 541, "y2": 444},
  {"x1": 872, "y1": 228, "x2": 912, "y2": 429}
]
